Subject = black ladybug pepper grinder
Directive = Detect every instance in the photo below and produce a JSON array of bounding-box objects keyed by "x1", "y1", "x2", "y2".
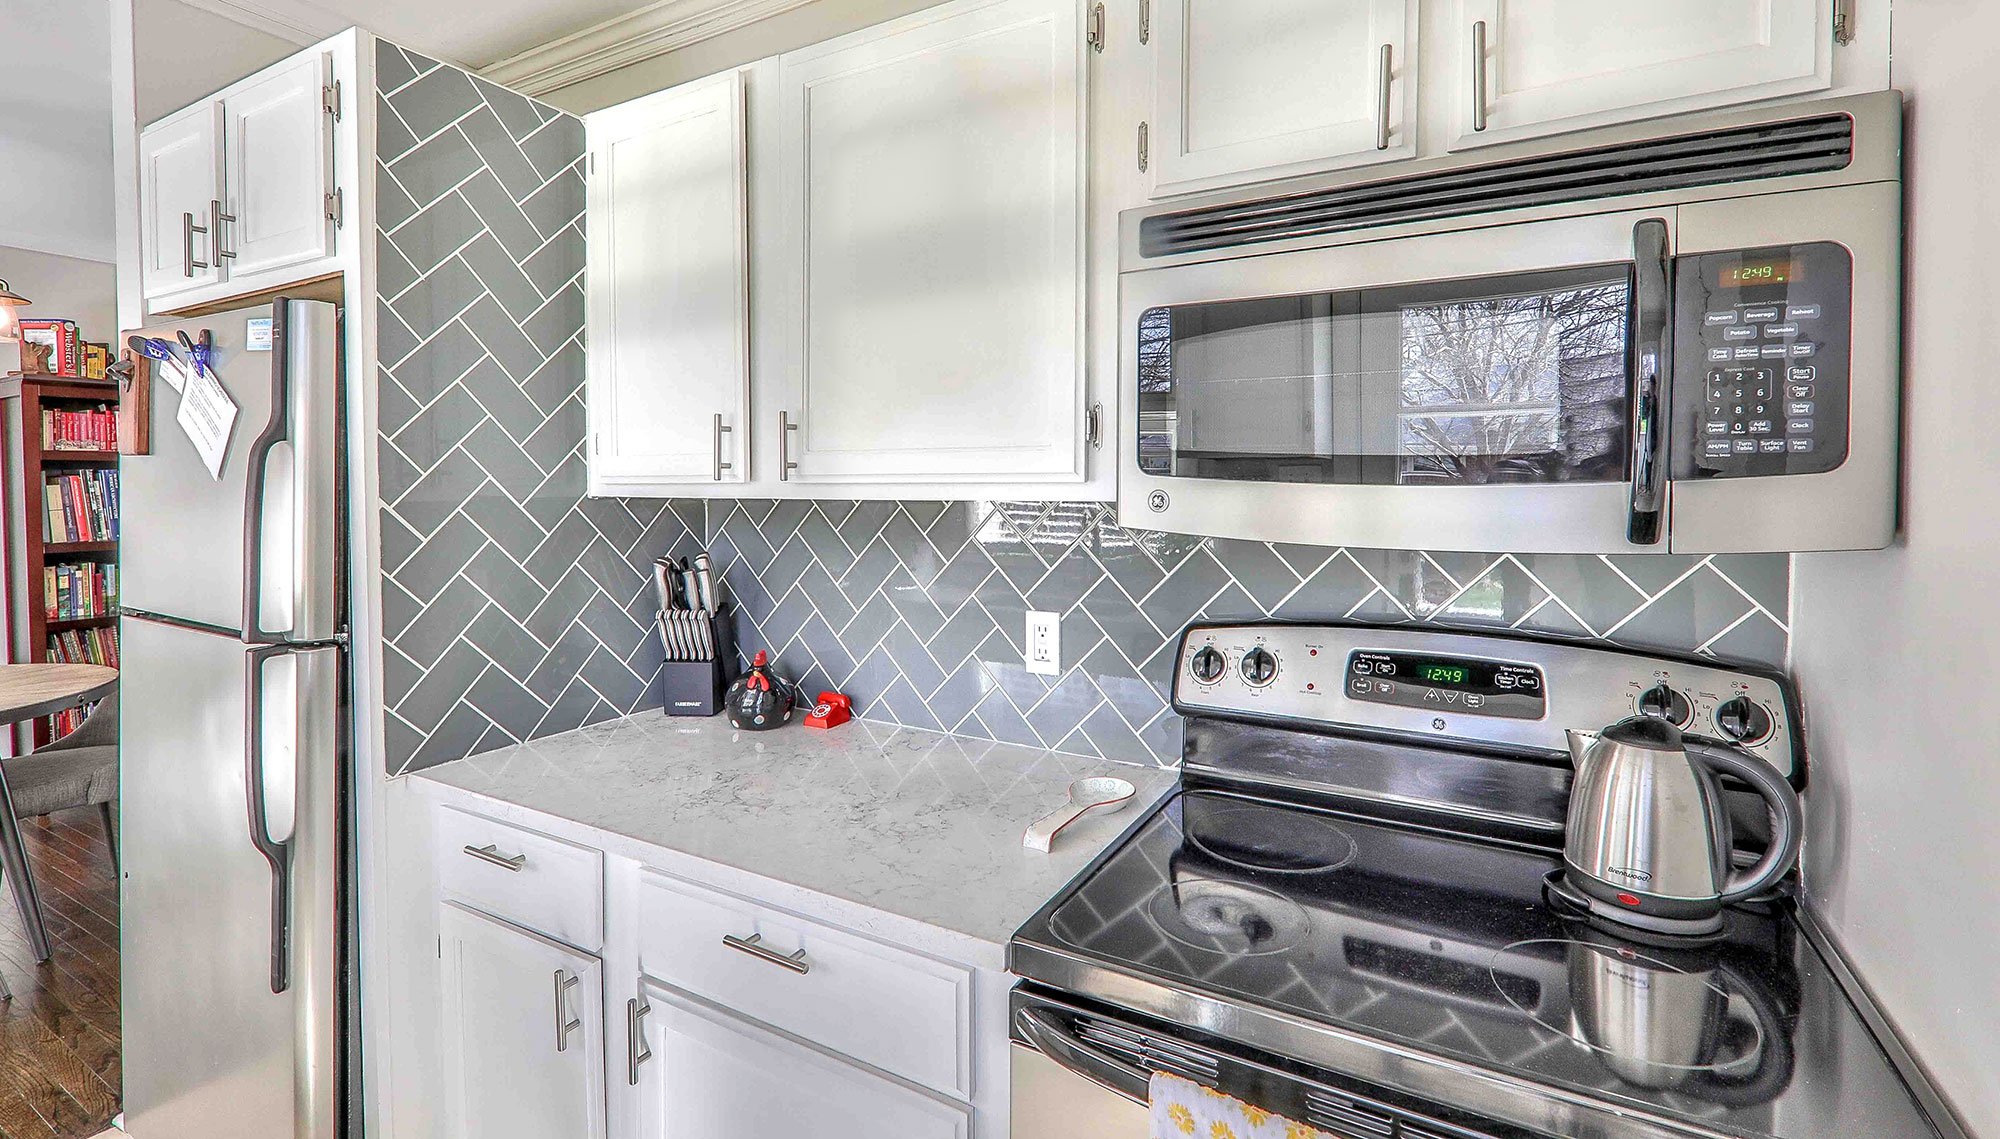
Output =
[{"x1": 726, "y1": 651, "x2": 795, "y2": 730}]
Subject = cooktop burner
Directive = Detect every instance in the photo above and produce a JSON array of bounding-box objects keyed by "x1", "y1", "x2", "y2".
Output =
[
  {"x1": 1145, "y1": 879, "x2": 1311, "y2": 956},
  {"x1": 1184, "y1": 802, "x2": 1359, "y2": 874}
]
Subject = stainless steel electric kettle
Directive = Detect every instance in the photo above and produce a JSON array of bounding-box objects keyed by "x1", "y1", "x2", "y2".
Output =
[{"x1": 1563, "y1": 716, "x2": 1803, "y2": 937}]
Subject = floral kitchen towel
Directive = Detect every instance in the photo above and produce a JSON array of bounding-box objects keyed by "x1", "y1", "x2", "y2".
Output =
[{"x1": 1148, "y1": 1071, "x2": 1333, "y2": 1139}]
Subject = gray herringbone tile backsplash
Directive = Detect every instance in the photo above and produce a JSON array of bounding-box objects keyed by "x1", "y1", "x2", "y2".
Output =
[{"x1": 369, "y1": 42, "x2": 1790, "y2": 776}]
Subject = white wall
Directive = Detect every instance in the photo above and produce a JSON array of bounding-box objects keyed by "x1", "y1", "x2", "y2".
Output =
[
  {"x1": 0, "y1": 0, "x2": 116, "y2": 261},
  {"x1": 1790, "y1": 2, "x2": 2000, "y2": 1133},
  {"x1": 0, "y1": 246, "x2": 117, "y2": 373},
  {"x1": 132, "y1": 0, "x2": 299, "y2": 124}
]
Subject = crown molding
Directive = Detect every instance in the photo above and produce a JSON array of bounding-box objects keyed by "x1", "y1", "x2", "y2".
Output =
[
  {"x1": 173, "y1": 0, "x2": 346, "y2": 46},
  {"x1": 479, "y1": 0, "x2": 817, "y2": 96}
]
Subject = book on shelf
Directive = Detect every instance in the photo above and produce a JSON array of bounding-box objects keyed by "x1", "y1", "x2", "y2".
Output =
[
  {"x1": 47, "y1": 624, "x2": 118, "y2": 668},
  {"x1": 17, "y1": 319, "x2": 80, "y2": 376},
  {"x1": 43, "y1": 561, "x2": 117, "y2": 621},
  {"x1": 42, "y1": 405, "x2": 117, "y2": 450},
  {"x1": 42, "y1": 469, "x2": 119, "y2": 543}
]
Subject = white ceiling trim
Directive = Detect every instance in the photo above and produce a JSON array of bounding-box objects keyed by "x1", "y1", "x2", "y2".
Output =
[
  {"x1": 478, "y1": 0, "x2": 817, "y2": 95},
  {"x1": 172, "y1": 0, "x2": 345, "y2": 47}
]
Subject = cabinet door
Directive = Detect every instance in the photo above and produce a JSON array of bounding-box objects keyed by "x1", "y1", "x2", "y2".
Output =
[
  {"x1": 223, "y1": 52, "x2": 335, "y2": 279},
  {"x1": 1454, "y1": 0, "x2": 1830, "y2": 149},
  {"x1": 585, "y1": 70, "x2": 750, "y2": 493},
  {"x1": 1151, "y1": 0, "x2": 1415, "y2": 196},
  {"x1": 439, "y1": 903, "x2": 607, "y2": 1139},
  {"x1": 628, "y1": 983, "x2": 967, "y2": 1139},
  {"x1": 140, "y1": 105, "x2": 224, "y2": 301},
  {"x1": 772, "y1": 0, "x2": 1085, "y2": 484}
]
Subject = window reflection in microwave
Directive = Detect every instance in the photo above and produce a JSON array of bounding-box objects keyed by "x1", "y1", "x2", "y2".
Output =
[{"x1": 1136, "y1": 266, "x2": 1632, "y2": 487}]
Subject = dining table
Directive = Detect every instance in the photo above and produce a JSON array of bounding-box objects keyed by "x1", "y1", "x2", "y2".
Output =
[{"x1": 0, "y1": 662, "x2": 117, "y2": 961}]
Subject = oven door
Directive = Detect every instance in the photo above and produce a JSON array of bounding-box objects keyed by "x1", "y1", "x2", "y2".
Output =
[{"x1": 1118, "y1": 208, "x2": 1677, "y2": 553}]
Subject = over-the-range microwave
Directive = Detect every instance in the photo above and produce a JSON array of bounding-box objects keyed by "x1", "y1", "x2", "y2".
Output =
[{"x1": 1118, "y1": 92, "x2": 1902, "y2": 554}]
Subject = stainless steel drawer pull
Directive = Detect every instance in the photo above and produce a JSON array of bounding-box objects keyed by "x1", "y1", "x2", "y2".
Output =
[
  {"x1": 553, "y1": 970, "x2": 582, "y2": 1052},
  {"x1": 462, "y1": 843, "x2": 527, "y2": 871},
  {"x1": 626, "y1": 998, "x2": 653, "y2": 1085},
  {"x1": 210, "y1": 198, "x2": 237, "y2": 261},
  {"x1": 722, "y1": 932, "x2": 810, "y2": 974},
  {"x1": 712, "y1": 413, "x2": 734, "y2": 481},
  {"x1": 779, "y1": 411, "x2": 799, "y2": 480}
]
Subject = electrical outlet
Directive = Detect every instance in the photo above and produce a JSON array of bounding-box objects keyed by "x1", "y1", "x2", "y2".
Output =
[{"x1": 1026, "y1": 610, "x2": 1061, "y2": 676}]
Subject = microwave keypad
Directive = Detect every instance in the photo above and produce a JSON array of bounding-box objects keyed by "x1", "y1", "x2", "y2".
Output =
[{"x1": 1672, "y1": 242, "x2": 1851, "y2": 479}]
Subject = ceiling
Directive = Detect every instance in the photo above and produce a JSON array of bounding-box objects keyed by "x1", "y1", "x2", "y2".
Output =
[{"x1": 180, "y1": 0, "x2": 755, "y2": 70}]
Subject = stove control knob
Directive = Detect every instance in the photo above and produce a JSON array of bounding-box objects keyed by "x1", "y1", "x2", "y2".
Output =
[
  {"x1": 1715, "y1": 696, "x2": 1774, "y2": 745},
  {"x1": 1240, "y1": 646, "x2": 1278, "y2": 687},
  {"x1": 1636, "y1": 684, "x2": 1692, "y2": 727},
  {"x1": 1189, "y1": 646, "x2": 1227, "y2": 685}
]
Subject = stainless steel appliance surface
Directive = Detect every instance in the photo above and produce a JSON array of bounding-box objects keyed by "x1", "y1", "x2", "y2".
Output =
[
  {"x1": 1118, "y1": 92, "x2": 1903, "y2": 554},
  {"x1": 120, "y1": 298, "x2": 348, "y2": 1139},
  {"x1": 1562, "y1": 717, "x2": 1803, "y2": 938},
  {"x1": 1008, "y1": 623, "x2": 1964, "y2": 1139}
]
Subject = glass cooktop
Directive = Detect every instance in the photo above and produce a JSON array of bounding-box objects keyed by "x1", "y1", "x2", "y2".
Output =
[{"x1": 1013, "y1": 791, "x2": 1941, "y2": 1139}]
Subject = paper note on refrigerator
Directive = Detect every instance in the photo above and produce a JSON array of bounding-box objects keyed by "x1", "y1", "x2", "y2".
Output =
[
  {"x1": 156, "y1": 354, "x2": 193, "y2": 395},
  {"x1": 176, "y1": 363, "x2": 239, "y2": 478}
]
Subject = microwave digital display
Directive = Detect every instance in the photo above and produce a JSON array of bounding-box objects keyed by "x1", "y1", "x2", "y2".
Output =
[{"x1": 1717, "y1": 259, "x2": 1803, "y2": 288}]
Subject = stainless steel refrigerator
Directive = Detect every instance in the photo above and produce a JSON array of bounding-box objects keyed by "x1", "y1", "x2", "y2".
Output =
[{"x1": 119, "y1": 298, "x2": 345, "y2": 1139}]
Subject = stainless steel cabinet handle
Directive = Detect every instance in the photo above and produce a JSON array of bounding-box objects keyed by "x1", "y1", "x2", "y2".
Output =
[
  {"x1": 462, "y1": 843, "x2": 527, "y2": 871},
  {"x1": 712, "y1": 413, "x2": 734, "y2": 482},
  {"x1": 1626, "y1": 217, "x2": 1672, "y2": 545},
  {"x1": 721, "y1": 932, "x2": 809, "y2": 974},
  {"x1": 553, "y1": 970, "x2": 582, "y2": 1053},
  {"x1": 183, "y1": 211, "x2": 212, "y2": 276},
  {"x1": 626, "y1": 998, "x2": 653, "y2": 1085},
  {"x1": 1375, "y1": 44, "x2": 1393, "y2": 151},
  {"x1": 1471, "y1": 21, "x2": 1489, "y2": 132},
  {"x1": 778, "y1": 411, "x2": 799, "y2": 480},
  {"x1": 211, "y1": 199, "x2": 237, "y2": 262}
]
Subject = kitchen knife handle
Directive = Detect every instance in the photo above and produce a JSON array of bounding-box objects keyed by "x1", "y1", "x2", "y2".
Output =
[
  {"x1": 1626, "y1": 219, "x2": 1672, "y2": 545},
  {"x1": 245, "y1": 644, "x2": 297, "y2": 995},
  {"x1": 244, "y1": 299, "x2": 293, "y2": 643},
  {"x1": 692, "y1": 553, "x2": 718, "y2": 614}
]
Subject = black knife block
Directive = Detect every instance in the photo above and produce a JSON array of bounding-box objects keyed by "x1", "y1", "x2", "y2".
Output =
[{"x1": 657, "y1": 608, "x2": 735, "y2": 717}]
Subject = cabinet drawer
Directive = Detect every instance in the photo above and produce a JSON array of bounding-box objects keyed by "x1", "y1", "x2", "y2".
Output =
[
  {"x1": 435, "y1": 807, "x2": 604, "y2": 952},
  {"x1": 636, "y1": 870, "x2": 973, "y2": 1100}
]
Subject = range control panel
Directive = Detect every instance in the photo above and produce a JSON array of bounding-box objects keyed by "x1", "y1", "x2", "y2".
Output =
[
  {"x1": 1673, "y1": 241, "x2": 1852, "y2": 479},
  {"x1": 1173, "y1": 624, "x2": 1800, "y2": 782}
]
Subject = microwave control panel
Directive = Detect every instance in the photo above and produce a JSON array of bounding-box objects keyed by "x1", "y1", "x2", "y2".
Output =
[{"x1": 1671, "y1": 241, "x2": 1852, "y2": 479}]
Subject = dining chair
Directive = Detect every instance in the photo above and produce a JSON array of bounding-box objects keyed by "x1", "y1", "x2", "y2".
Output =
[{"x1": 0, "y1": 694, "x2": 118, "y2": 961}]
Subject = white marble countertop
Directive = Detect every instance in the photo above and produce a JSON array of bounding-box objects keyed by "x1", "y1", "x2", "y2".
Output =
[{"x1": 413, "y1": 714, "x2": 1178, "y2": 949}]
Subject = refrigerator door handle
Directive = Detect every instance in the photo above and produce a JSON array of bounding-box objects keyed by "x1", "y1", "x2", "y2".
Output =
[
  {"x1": 243, "y1": 299, "x2": 293, "y2": 645},
  {"x1": 245, "y1": 644, "x2": 296, "y2": 994}
]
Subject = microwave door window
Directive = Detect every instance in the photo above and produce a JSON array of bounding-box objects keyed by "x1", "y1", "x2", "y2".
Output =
[{"x1": 1138, "y1": 263, "x2": 1633, "y2": 487}]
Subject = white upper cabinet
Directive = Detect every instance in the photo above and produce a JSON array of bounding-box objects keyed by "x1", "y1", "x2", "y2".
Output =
[
  {"x1": 140, "y1": 104, "x2": 225, "y2": 302},
  {"x1": 1150, "y1": 0, "x2": 1418, "y2": 197},
  {"x1": 1452, "y1": 0, "x2": 1831, "y2": 149},
  {"x1": 138, "y1": 39, "x2": 348, "y2": 314},
  {"x1": 767, "y1": 0, "x2": 1086, "y2": 485},
  {"x1": 439, "y1": 903, "x2": 607, "y2": 1139},
  {"x1": 585, "y1": 71, "x2": 751, "y2": 494},
  {"x1": 223, "y1": 52, "x2": 336, "y2": 280}
]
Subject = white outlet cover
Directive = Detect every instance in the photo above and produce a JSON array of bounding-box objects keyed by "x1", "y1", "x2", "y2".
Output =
[{"x1": 1026, "y1": 610, "x2": 1061, "y2": 676}]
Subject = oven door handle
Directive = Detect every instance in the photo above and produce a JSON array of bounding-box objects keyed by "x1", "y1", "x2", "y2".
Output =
[
  {"x1": 1627, "y1": 217, "x2": 1673, "y2": 545},
  {"x1": 1016, "y1": 1007, "x2": 1153, "y2": 1104}
]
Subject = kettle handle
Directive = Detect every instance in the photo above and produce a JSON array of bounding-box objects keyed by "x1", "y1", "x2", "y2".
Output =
[{"x1": 1686, "y1": 740, "x2": 1804, "y2": 903}]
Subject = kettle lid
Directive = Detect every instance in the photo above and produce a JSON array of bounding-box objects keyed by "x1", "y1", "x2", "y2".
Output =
[{"x1": 1599, "y1": 714, "x2": 1684, "y2": 749}]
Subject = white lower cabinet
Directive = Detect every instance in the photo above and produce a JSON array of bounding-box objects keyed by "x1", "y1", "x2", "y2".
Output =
[
  {"x1": 629, "y1": 983, "x2": 970, "y2": 1139},
  {"x1": 438, "y1": 902, "x2": 608, "y2": 1139}
]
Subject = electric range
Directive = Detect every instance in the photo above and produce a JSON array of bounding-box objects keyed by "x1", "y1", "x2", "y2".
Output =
[{"x1": 1008, "y1": 623, "x2": 1962, "y2": 1139}]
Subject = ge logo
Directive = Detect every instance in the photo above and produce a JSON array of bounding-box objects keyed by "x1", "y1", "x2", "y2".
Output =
[
  {"x1": 1147, "y1": 489, "x2": 1170, "y2": 512},
  {"x1": 1431, "y1": 718, "x2": 1447, "y2": 731}
]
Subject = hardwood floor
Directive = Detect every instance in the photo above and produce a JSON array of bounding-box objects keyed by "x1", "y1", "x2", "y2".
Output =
[{"x1": 0, "y1": 808, "x2": 121, "y2": 1139}]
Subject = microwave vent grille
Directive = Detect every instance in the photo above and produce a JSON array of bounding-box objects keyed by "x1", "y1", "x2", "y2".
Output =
[{"x1": 1140, "y1": 113, "x2": 1854, "y2": 259}]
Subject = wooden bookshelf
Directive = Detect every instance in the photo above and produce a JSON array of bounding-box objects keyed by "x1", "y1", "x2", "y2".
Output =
[{"x1": 0, "y1": 374, "x2": 120, "y2": 748}]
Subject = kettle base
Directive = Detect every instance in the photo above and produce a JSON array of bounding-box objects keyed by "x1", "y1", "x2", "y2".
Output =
[{"x1": 1543, "y1": 870, "x2": 1726, "y2": 943}]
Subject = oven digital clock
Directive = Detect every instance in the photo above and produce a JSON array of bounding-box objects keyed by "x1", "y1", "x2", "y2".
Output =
[{"x1": 1346, "y1": 651, "x2": 1546, "y2": 720}]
